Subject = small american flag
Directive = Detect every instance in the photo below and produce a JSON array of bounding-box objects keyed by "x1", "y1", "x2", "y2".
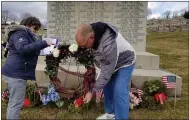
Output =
[
  {"x1": 130, "y1": 83, "x2": 143, "y2": 102},
  {"x1": 162, "y1": 76, "x2": 177, "y2": 88},
  {"x1": 2, "y1": 88, "x2": 10, "y2": 101}
]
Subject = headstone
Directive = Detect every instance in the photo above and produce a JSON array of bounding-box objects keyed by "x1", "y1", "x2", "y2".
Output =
[
  {"x1": 47, "y1": 1, "x2": 147, "y2": 52},
  {"x1": 181, "y1": 25, "x2": 188, "y2": 32},
  {"x1": 165, "y1": 27, "x2": 169, "y2": 32},
  {"x1": 169, "y1": 26, "x2": 177, "y2": 32}
]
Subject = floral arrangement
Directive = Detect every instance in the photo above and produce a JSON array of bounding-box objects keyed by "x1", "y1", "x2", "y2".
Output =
[
  {"x1": 129, "y1": 91, "x2": 141, "y2": 110},
  {"x1": 40, "y1": 85, "x2": 62, "y2": 108}
]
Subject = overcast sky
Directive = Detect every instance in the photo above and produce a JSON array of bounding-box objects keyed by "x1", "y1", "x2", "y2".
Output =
[
  {"x1": 148, "y1": 2, "x2": 188, "y2": 19},
  {"x1": 2, "y1": 1, "x2": 189, "y2": 23},
  {"x1": 2, "y1": 2, "x2": 47, "y2": 23}
]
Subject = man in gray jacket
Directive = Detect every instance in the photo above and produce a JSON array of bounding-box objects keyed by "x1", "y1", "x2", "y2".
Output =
[{"x1": 75, "y1": 22, "x2": 136, "y2": 119}]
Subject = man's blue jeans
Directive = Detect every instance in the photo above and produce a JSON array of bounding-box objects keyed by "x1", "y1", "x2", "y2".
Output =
[
  {"x1": 2, "y1": 75, "x2": 27, "y2": 120},
  {"x1": 103, "y1": 64, "x2": 134, "y2": 119}
]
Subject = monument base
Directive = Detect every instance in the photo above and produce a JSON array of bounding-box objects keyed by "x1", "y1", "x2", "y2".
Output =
[
  {"x1": 132, "y1": 69, "x2": 182, "y2": 97},
  {"x1": 36, "y1": 64, "x2": 182, "y2": 97}
]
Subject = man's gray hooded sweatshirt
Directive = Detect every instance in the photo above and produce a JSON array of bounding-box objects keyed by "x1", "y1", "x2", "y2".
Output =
[{"x1": 91, "y1": 22, "x2": 136, "y2": 92}]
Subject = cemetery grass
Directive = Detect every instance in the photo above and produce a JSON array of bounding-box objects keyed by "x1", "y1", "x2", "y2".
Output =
[{"x1": 1, "y1": 30, "x2": 188, "y2": 119}]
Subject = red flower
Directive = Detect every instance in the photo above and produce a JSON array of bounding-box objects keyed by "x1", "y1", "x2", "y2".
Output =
[
  {"x1": 154, "y1": 92, "x2": 166, "y2": 104},
  {"x1": 74, "y1": 96, "x2": 84, "y2": 108},
  {"x1": 23, "y1": 98, "x2": 31, "y2": 107}
]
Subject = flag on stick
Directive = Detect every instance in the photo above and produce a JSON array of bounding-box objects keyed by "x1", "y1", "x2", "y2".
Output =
[
  {"x1": 130, "y1": 83, "x2": 143, "y2": 102},
  {"x1": 162, "y1": 76, "x2": 176, "y2": 88}
]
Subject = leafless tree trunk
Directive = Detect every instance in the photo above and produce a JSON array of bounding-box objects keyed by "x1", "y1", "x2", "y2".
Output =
[
  {"x1": 2, "y1": 10, "x2": 10, "y2": 24},
  {"x1": 162, "y1": 11, "x2": 172, "y2": 19},
  {"x1": 172, "y1": 11, "x2": 179, "y2": 18},
  {"x1": 21, "y1": 12, "x2": 33, "y2": 20},
  {"x1": 147, "y1": 8, "x2": 152, "y2": 19},
  {"x1": 10, "y1": 14, "x2": 17, "y2": 23}
]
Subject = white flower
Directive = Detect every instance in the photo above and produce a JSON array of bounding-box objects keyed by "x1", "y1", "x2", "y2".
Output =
[
  {"x1": 69, "y1": 43, "x2": 78, "y2": 53},
  {"x1": 53, "y1": 48, "x2": 60, "y2": 58}
]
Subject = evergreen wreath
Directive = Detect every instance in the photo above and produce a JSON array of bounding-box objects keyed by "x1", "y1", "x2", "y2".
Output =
[{"x1": 140, "y1": 80, "x2": 166, "y2": 110}]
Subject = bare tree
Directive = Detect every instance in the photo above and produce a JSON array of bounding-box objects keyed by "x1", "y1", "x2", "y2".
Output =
[
  {"x1": 147, "y1": 8, "x2": 152, "y2": 19},
  {"x1": 2, "y1": 10, "x2": 10, "y2": 24},
  {"x1": 180, "y1": 8, "x2": 187, "y2": 16},
  {"x1": 163, "y1": 10, "x2": 172, "y2": 19},
  {"x1": 21, "y1": 12, "x2": 33, "y2": 20},
  {"x1": 172, "y1": 11, "x2": 179, "y2": 18},
  {"x1": 157, "y1": 16, "x2": 163, "y2": 20},
  {"x1": 10, "y1": 13, "x2": 18, "y2": 23}
]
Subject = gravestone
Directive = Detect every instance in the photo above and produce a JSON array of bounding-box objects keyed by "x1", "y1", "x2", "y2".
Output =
[
  {"x1": 36, "y1": 1, "x2": 182, "y2": 96},
  {"x1": 47, "y1": 1, "x2": 147, "y2": 52},
  {"x1": 181, "y1": 25, "x2": 189, "y2": 32}
]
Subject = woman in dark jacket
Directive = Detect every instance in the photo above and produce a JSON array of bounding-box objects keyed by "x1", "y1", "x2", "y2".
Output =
[{"x1": 2, "y1": 17, "x2": 52, "y2": 119}]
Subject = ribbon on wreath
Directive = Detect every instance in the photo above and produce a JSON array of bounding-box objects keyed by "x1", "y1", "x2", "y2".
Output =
[
  {"x1": 23, "y1": 98, "x2": 31, "y2": 107},
  {"x1": 74, "y1": 96, "x2": 84, "y2": 108},
  {"x1": 154, "y1": 92, "x2": 166, "y2": 104}
]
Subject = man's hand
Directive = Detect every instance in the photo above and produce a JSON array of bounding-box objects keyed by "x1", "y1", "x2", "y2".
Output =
[{"x1": 83, "y1": 91, "x2": 93, "y2": 103}]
